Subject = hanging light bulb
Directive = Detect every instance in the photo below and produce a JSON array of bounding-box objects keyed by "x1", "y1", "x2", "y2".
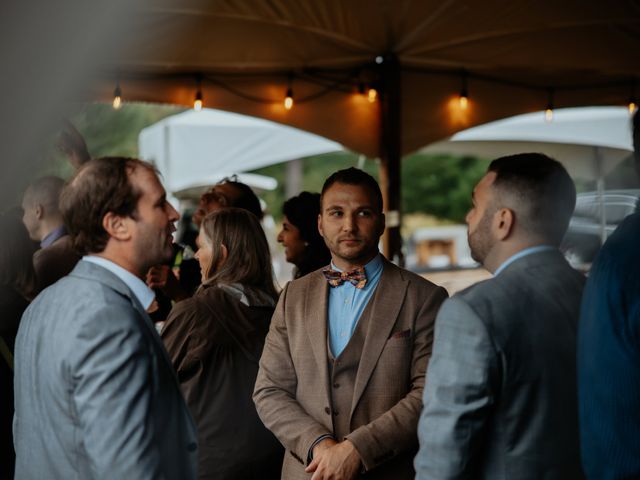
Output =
[
  {"x1": 459, "y1": 93, "x2": 468, "y2": 110},
  {"x1": 545, "y1": 89, "x2": 554, "y2": 123},
  {"x1": 367, "y1": 87, "x2": 378, "y2": 103},
  {"x1": 459, "y1": 72, "x2": 468, "y2": 109},
  {"x1": 194, "y1": 90, "x2": 203, "y2": 111},
  {"x1": 284, "y1": 87, "x2": 294, "y2": 110},
  {"x1": 112, "y1": 82, "x2": 122, "y2": 110},
  {"x1": 193, "y1": 74, "x2": 203, "y2": 111},
  {"x1": 545, "y1": 107, "x2": 554, "y2": 122},
  {"x1": 628, "y1": 78, "x2": 637, "y2": 115}
]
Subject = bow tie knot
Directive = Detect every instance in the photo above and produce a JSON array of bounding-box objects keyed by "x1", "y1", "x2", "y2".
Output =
[{"x1": 322, "y1": 266, "x2": 367, "y2": 289}]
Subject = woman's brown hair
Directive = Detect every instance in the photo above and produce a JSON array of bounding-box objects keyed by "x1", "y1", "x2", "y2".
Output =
[{"x1": 199, "y1": 208, "x2": 278, "y2": 301}]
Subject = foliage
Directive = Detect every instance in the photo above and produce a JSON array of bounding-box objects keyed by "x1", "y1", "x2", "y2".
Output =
[
  {"x1": 401, "y1": 153, "x2": 490, "y2": 223},
  {"x1": 37, "y1": 102, "x2": 185, "y2": 179}
]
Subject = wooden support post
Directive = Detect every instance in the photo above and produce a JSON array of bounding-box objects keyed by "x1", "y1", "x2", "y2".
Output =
[{"x1": 378, "y1": 54, "x2": 403, "y2": 266}]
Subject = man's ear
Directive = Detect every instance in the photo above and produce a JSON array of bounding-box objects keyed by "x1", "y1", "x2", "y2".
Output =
[
  {"x1": 493, "y1": 208, "x2": 515, "y2": 241},
  {"x1": 317, "y1": 213, "x2": 324, "y2": 237},
  {"x1": 34, "y1": 204, "x2": 44, "y2": 220},
  {"x1": 379, "y1": 212, "x2": 386, "y2": 235},
  {"x1": 102, "y1": 212, "x2": 132, "y2": 241}
]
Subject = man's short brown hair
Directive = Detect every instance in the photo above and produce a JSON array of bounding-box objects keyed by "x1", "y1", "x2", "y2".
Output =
[{"x1": 60, "y1": 157, "x2": 157, "y2": 255}]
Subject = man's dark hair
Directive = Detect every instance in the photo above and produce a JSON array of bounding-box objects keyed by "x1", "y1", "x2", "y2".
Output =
[
  {"x1": 488, "y1": 153, "x2": 576, "y2": 245},
  {"x1": 320, "y1": 167, "x2": 383, "y2": 213},
  {"x1": 221, "y1": 179, "x2": 263, "y2": 220},
  {"x1": 60, "y1": 157, "x2": 156, "y2": 255}
]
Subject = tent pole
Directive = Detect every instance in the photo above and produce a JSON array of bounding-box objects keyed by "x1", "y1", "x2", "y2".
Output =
[{"x1": 378, "y1": 53, "x2": 404, "y2": 266}]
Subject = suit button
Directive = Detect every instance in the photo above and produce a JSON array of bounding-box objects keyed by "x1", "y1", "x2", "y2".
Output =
[
  {"x1": 324, "y1": 407, "x2": 331, "y2": 415},
  {"x1": 187, "y1": 442, "x2": 197, "y2": 452},
  {"x1": 333, "y1": 383, "x2": 340, "y2": 388}
]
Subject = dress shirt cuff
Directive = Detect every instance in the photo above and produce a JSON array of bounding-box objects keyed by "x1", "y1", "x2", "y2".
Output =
[{"x1": 307, "y1": 434, "x2": 335, "y2": 464}]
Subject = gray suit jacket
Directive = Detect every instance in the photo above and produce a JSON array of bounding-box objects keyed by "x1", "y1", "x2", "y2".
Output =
[
  {"x1": 13, "y1": 260, "x2": 197, "y2": 479},
  {"x1": 415, "y1": 249, "x2": 585, "y2": 480}
]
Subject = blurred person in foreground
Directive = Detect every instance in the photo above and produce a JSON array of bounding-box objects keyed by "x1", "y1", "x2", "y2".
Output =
[
  {"x1": 578, "y1": 111, "x2": 640, "y2": 479},
  {"x1": 162, "y1": 208, "x2": 283, "y2": 479},
  {"x1": 278, "y1": 191, "x2": 331, "y2": 279},
  {"x1": 254, "y1": 167, "x2": 447, "y2": 480},
  {"x1": 0, "y1": 210, "x2": 36, "y2": 480},
  {"x1": 415, "y1": 153, "x2": 585, "y2": 479},
  {"x1": 13, "y1": 157, "x2": 197, "y2": 479},
  {"x1": 21, "y1": 175, "x2": 80, "y2": 294}
]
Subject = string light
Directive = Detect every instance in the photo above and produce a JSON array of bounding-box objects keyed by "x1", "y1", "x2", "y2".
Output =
[
  {"x1": 545, "y1": 89, "x2": 554, "y2": 122},
  {"x1": 459, "y1": 72, "x2": 468, "y2": 109},
  {"x1": 193, "y1": 75, "x2": 203, "y2": 111},
  {"x1": 284, "y1": 88, "x2": 293, "y2": 110},
  {"x1": 284, "y1": 74, "x2": 294, "y2": 110},
  {"x1": 628, "y1": 78, "x2": 637, "y2": 115},
  {"x1": 367, "y1": 87, "x2": 378, "y2": 103},
  {"x1": 112, "y1": 81, "x2": 122, "y2": 110}
]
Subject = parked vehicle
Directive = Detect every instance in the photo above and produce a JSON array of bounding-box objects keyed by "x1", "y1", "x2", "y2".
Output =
[{"x1": 562, "y1": 189, "x2": 638, "y2": 266}]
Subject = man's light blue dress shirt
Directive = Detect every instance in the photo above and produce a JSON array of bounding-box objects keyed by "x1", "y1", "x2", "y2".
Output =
[{"x1": 328, "y1": 254, "x2": 383, "y2": 357}]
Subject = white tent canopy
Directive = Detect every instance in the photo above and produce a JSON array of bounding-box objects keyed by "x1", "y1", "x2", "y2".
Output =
[
  {"x1": 423, "y1": 106, "x2": 634, "y2": 180},
  {"x1": 139, "y1": 108, "x2": 343, "y2": 198}
]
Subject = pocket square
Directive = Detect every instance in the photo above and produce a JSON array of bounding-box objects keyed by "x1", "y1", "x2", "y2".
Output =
[{"x1": 390, "y1": 328, "x2": 411, "y2": 339}]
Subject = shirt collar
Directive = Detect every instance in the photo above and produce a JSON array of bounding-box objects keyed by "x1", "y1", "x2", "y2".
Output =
[
  {"x1": 331, "y1": 252, "x2": 383, "y2": 277},
  {"x1": 40, "y1": 225, "x2": 67, "y2": 248},
  {"x1": 82, "y1": 255, "x2": 155, "y2": 310},
  {"x1": 494, "y1": 245, "x2": 557, "y2": 276}
]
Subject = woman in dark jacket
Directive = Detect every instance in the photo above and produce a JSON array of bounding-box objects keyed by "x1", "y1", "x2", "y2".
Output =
[
  {"x1": 277, "y1": 191, "x2": 331, "y2": 279},
  {"x1": 162, "y1": 208, "x2": 283, "y2": 480},
  {"x1": 0, "y1": 209, "x2": 36, "y2": 479}
]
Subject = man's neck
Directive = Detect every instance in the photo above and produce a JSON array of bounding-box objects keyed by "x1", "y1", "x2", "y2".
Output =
[
  {"x1": 92, "y1": 250, "x2": 146, "y2": 280},
  {"x1": 331, "y1": 252, "x2": 379, "y2": 272},
  {"x1": 484, "y1": 239, "x2": 552, "y2": 273}
]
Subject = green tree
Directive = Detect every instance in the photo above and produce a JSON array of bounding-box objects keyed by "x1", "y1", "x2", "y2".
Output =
[{"x1": 401, "y1": 153, "x2": 490, "y2": 222}]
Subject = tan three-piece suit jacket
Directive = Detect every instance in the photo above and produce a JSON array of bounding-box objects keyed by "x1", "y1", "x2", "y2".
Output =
[{"x1": 254, "y1": 257, "x2": 448, "y2": 479}]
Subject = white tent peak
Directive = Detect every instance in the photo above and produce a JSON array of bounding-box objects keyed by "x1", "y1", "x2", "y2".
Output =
[
  {"x1": 450, "y1": 106, "x2": 633, "y2": 151},
  {"x1": 139, "y1": 107, "x2": 343, "y2": 199},
  {"x1": 424, "y1": 106, "x2": 634, "y2": 180}
]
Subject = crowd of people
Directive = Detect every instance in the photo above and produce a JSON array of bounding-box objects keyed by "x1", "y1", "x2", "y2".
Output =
[{"x1": 0, "y1": 112, "x2": 638, "y2": 480}]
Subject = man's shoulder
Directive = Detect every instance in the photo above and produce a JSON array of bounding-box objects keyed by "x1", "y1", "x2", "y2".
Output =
[
  {"x1": 33, "y1": 235, "x2": 80, "y2": 266},
  {"x1": 381, "y1": 259, "x2": 447, "y2": 296}
]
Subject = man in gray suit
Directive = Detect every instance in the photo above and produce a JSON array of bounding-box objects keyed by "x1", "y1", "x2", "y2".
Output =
[
  {"x1": 414, "y1": 153, "x2": 585, "y2": 479},
  {"x1": 13, "y1": 157, "x2": 198, "y2": 479}
]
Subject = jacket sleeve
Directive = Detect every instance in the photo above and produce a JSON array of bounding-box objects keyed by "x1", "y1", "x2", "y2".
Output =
[
  {"x1": 253, "y1": 282, "x2": 333, "y2": 465},
  {"x1": 345, "y1": 284, "x2": 448, "y2": 471},
  {"x1": 414, "y1": 296, "x2": 497, "y2": 480},
  {"x1": 69, "y1": 303, "x2": 167, "y2": 479}
]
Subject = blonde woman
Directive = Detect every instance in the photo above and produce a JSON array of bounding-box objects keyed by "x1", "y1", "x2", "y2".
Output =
[{"x1": 162, "y1": 208, "x2": 282, "y2": 479}]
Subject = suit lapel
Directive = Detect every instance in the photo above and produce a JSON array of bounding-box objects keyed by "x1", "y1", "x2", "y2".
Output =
[
  {"x1": 70, "y1": 261, "x2": 177, "y2": 374},
  {"x1": 305, "y1": 272, "x2": 331, "y2": 400},
  {"x1": 351, "y1": 260, "x2": 408, "y2": 416}
]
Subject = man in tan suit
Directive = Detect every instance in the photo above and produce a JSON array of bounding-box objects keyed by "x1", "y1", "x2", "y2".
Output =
[{"x1": 254, "y1": 168, "x2": 447, "y2": 479}]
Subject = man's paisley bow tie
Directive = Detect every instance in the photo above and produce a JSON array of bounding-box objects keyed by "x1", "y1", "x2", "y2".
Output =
[{"x1": 322, "y1": 266, "x2": 367, "y2": 289}]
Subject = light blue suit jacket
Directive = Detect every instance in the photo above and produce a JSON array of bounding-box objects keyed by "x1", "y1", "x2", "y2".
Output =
[{"x1": 13, "y1": 260, "x2": 197, "y2": 479}]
